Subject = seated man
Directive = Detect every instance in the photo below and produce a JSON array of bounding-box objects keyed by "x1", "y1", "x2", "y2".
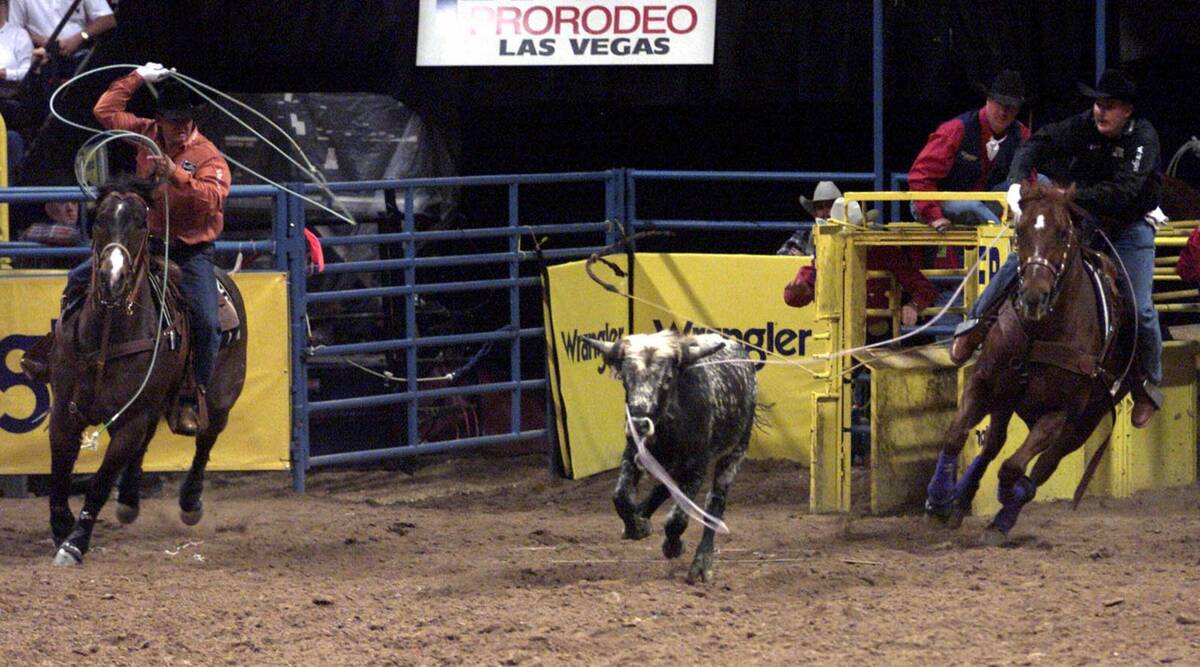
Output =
[
  {"x1": 781, "y1": 183, "x2": 937, "y2": 340},
  {"x1": 950, "y1": 69, "x2": 1165, "y2": 428},
  {"x1": 15, "y1": 200, "x2": 81, "y2": 268},
  {"x1": 908, "y1": 69, "x2": 1031, "y2": 231}
]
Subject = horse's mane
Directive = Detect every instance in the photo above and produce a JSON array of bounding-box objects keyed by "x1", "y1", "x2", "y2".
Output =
[{"x1": 97, "y1": 174, "x2": 158, "y2": 202}]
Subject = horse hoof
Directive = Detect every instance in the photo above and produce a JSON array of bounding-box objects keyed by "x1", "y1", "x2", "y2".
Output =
[
  {"x1": 924, "y1": 511, "x2": 949, "y2": 526},
  {"x1": 180, "y1": 506, "x2": 203, "y2": 526},
  {"x1": 947, "y1": 506, "x2": 967, "y2": 530},
  {"x1": 981, "y1": 527, "x2": 1008, "y2": 547},
  {"x1": 52, "y1": 544, "x2": 82, "y2": 567},
  {"x1": 662, "y1": 537, "x2": 684, "y2": 560},
  {"x1": 116, "y1": 502, "x2": 140, "y2": 525}
]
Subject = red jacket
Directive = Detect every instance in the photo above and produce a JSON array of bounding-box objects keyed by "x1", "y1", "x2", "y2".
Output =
[
  {"x1": 93, "y1": 72, "x2": 231, "y2": 245},
  {"x1": 783, "y1": 247, "x2": 939, "y2": 316},
  {"x1": 908, "y1": 107, "x2": 1031, "y2": 223},
  {"x1": 1177, "y1": 225, "x2": 1200, "y2": 282}
]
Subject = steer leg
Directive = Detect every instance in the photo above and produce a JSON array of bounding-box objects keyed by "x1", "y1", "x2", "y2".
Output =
[
  {"x1": 687, "y1": 443, "x2": 748, "y2": 584},
  {"x1": 662, "y1": 454, "x2": 708, "y2": 560},
  {"x1": 613, "y1": 445, "x2": 650, "y2": 540}
]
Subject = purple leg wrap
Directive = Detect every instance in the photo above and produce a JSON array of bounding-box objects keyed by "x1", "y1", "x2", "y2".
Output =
[
  {"x1": 991, "y1": 476, "x2": 1036, "y2": 535},
  {"x1": 952, "y1": 455, "x2": 987, "y2": 501},
  {"x1": 926, "y1": 451, "x2": 958, "y2": 510}
]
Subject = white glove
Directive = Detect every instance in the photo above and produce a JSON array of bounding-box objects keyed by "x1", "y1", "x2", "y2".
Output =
[
  {"x1": 1006, "y1": 182, "x2": 1023, "y2": 223},
  {"x1": 135, "y1": 62, "x2": 173, "y2": 83}
]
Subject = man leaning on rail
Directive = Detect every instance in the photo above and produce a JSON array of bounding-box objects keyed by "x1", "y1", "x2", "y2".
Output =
[
  {"x1": 948, "y1": 68, "x2": 1167, "y2": 428},
  {"x1": 22, "y1": 62, "x2": 232, "y2": 436}
]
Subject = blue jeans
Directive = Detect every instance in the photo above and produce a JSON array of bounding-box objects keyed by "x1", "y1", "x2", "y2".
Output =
[
  {"x1": 963, "y1": 220, "x2": 1162, "y2": 386},
  {"x1": 67, "y1": 241, "x2": 220, "y2": 387}
]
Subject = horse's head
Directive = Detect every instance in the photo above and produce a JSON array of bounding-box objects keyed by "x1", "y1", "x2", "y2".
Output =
[
  {"x1": 1013, "y1": 182, "x2": 1079, "y2": 321},
  {"x1": 91, "y1": 176, "x2": 157, "y2": 305}
]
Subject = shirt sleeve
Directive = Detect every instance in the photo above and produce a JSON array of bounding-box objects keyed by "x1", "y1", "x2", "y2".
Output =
[
  {"x1": 783, "y1": 264, "x2": 816, "y2": 308},
  {"x1": 1074, "y1": 124, "x2": 1161, "y2": 220},
  {"x1": 1007, "y1": 112, "x2": 1089, "y2": 184},
  {"x1": 6, "y1": 30, "x2": 32, "y2": 81},
  {"x1": 907, "y1": 119, "x2": 966, "y2": 223},
  {"x1": 83, "y1": 0, "x2": 115, "y2": 20},
  {"x1": 1176, "y1": 225, "x2": 1200, "y2": 282},
  {"x1": 93, "y1": 72, "x2": 154, "y2": 136}
]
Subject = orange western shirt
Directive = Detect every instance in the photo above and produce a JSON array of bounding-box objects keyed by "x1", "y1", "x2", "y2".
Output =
[{"x1": 93, "y1": 72, "x2": 231, "y2": 245}]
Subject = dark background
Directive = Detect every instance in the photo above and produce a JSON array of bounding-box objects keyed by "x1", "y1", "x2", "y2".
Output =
[{"x1": 80, "y1": 1, "x2": 1200, "y2": 178}]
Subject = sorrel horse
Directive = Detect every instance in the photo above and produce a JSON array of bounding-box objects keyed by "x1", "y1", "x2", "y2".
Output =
[
  {"x1": 924, "y1": 183, "x2": 1135, "y2": 543},
  {"x1": 46, "y1": 176, "x2": 247, "y2": 565}
]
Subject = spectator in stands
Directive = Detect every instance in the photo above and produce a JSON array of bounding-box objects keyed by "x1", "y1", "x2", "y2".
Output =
[
  {"x1": 1176, "y1": 224, "x2": 1200, "y2": 283},
  {"x1": 11, "y1": 0, "x2": 114, "y2": 70},
  {"x1": 15, "y1": 200, "x2": 81, "y2": 268},
  {"x1": 781, "y1": 181, "x2": 938, "y2": 340},
  {"x1": 908, "y1": 69, "x2": 1031, "y2": 231},
  {"x1": 777, "y1": 180, "x2": 840, "y2": 256},
  {"x1": 0, "y1": 0, "x2": 32, "y2": 177}
]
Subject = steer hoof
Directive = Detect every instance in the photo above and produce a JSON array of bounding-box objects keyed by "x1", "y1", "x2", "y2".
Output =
[
  {"x1": 52, "y1": 544, "x2": 82, "y2": 567},
  {"x1": 623, "y1": 517, "x2": 651, "y2": 540},
  {"x1": 116, "y1": 502, "x2": 140, "y2": 525},
  {"x1": 686, "y1": 554, "x2": 714, "y2": 584},
  {"x1": 981, "y1": 526, "x2": 1009, "y2": 547},
  {"x1": 662, "y1": 537, "x2": 684, "y2": 560}
]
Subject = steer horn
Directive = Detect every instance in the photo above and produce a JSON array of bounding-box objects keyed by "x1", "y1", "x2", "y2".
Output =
[
  {"x1": 581, "y1": 336, "x2": 620, "y2": 362},
  {"x1": 683, "y1": 339, "x2": 726, "y2": 365}
]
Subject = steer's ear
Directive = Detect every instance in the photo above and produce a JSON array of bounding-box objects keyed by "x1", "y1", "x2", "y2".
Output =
[
  {"x1": 582, "y1": 336, "x2": 623, "y2": 367},
  {"x1": 681, "y1": 339, "x2": 725, "y2": 366}
]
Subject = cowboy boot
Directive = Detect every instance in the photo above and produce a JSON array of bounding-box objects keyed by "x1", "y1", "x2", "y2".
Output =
[
  {"x1": 177, "y1": 385, "x2": 208, "y2": 436},
  {"x1": 949, "y1": 317, "x2": 994, "y2": 366},
  {"x1": 19, "y1": 332, "x2": 55, "y2": 383},
  {"x1": 1131, "y1": 380, "x2": 1163, "y2": 429}
]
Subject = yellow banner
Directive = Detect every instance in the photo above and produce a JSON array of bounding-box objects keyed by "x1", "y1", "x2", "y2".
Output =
[
  {"x1": 633, "y1": 254, "x2": 828, "y2": 462},
  {"x1": 543, "y1": 256, "x2": 630, "y2": 479},
  {"x1": 0, "y1": 272, "x2": 291, "y2": 473},
  {"x1": 543, "y1": 253, "x2": 829, "y2": 479}
]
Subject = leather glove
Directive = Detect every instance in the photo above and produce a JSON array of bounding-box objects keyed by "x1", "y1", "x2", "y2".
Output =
[
  {"x1": 135, "y1": 62, "x2": 173, "y2": 83},
  {"x1": 1006, "y1": 182, "x2": 1023, "y2": 223}
]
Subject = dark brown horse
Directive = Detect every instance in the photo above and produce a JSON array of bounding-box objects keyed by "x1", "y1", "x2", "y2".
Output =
[
  {"x1": 924, "y1": 183, "x2": 1135, "y2": 543},
  {"x1": 47, "y1": 176, "x2": 247, "y2": 565}
]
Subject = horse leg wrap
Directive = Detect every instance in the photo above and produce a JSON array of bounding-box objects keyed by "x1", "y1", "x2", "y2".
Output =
[
  {"x1": 952, "y1": 455, "x2": 988, "y2": 503},
  {"x1": 925, "y1": 451, "x2": 958, "y2": 514},
  {"x1": 991, "y1": 476, "x2": 1036, "y2": 535}
]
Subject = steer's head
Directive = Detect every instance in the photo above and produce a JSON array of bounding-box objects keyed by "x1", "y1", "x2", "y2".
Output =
[{"x1": 582, "y1": 331, "x2": 725, "y2": 441}]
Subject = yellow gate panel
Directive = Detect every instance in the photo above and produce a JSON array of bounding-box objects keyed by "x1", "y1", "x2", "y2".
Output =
[{"x1": 863, "y1": 347, "x2": 958, "y2": 514}]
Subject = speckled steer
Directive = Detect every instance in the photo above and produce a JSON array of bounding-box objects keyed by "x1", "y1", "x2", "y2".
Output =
[{"x1": 582, "y1": 330, "x2": 758, "y2": 583}]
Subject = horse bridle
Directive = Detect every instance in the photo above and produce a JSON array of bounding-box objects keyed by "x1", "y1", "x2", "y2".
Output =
[
  {"x1": 93, "y1": 193, "x2": 152, "y2": 310},
  {"x1": 1015, "y1": 213, "x2": 1076, "y2": 316}
]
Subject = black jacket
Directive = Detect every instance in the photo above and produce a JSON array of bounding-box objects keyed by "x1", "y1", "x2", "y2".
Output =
[{"x1": 1007, "y1": 109, "x2": 1161, "y2": 227}]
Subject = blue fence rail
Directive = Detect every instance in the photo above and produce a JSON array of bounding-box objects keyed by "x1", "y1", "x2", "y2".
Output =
[{"x1": 0, "y1": 169, "x2": 890, "y2": 492}]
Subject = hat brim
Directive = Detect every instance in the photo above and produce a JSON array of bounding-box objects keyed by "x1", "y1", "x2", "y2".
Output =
[
  {"x1": 798, "y1": 196, "x2": 815, "y2": 216},
  {"x1": 1077, "y1": 82, "x2": 1134, "y2": 102},
  {"x1": 156, "y1": 107, "x2": 196, "y2": 120},
  {"x1": 975, "y1": 82, "x2": 1025, "y2": 107}
]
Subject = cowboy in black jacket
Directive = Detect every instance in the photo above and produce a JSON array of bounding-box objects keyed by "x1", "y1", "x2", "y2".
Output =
[{"x1": 950, "y1": 68, "x2": 1165, "y2": 427}]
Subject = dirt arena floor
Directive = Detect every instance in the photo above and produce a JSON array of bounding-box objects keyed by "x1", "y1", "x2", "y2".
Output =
[{"x1": 2, "y1": 452, "x2": 1200, "y2": 666}]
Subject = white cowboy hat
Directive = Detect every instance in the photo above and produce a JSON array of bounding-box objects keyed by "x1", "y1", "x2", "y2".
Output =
[{"x1": 798, "y1": 181, "x2": 843, "y2": 216}]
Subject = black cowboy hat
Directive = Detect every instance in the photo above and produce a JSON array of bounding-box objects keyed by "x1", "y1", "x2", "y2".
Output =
[
  {"x1": 154, "y1": 81, "x2": 202, "y2": 120},
  {"x1": 973, "y1": 69, "x2": 1026, "y2": 107},
  {"x1": 1078, "y1": 68, "x2": 1137, "y2": 103}
]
